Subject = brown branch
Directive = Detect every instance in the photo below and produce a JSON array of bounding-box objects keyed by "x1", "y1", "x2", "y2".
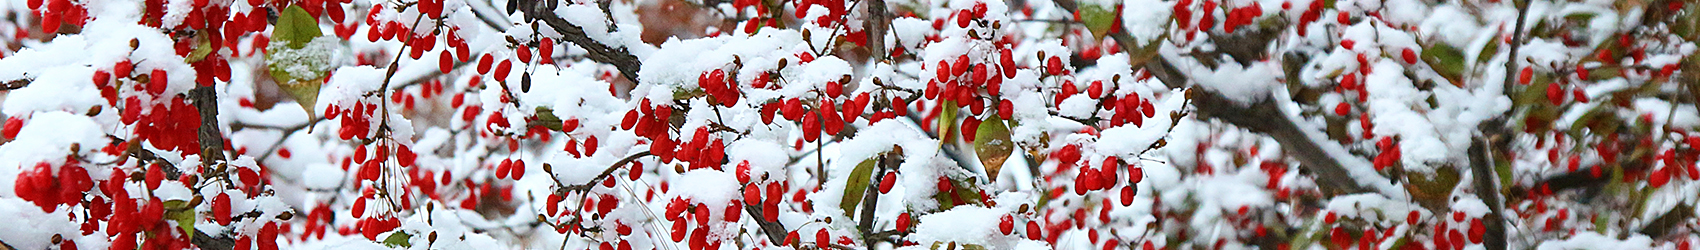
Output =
[
  {"x1": 191, "y1": 86, "x2": 228, "y2": 166},
  {"x1": 863, "y1": 0, "x2": 888, "y2": 62},
  {"x1": 187, "y1": 86, "x2": 235, "y2": 250},
  {"x1": 1468, "y1": 136, "x2": 1508, "y2": 250},
  {"x1": 516, "y1": 0, "x2": 643, "y2": 83},
  {"x1": 744, "y1": 203, "x2": 789, "y2": 245},
  {"x1": 857, "y1": 151, "x2": 898, "y2": 242},
  {"x1": 1468, "y1": 1, "x2": 1530, "y2": 249},
  {"x1": 1638, "y1": 204, "x2": 1694, "y2": 237},
  {"x1": 1052, "y1": 0, "x2": 1373, "y2": 194},
  {"x1": 559, "y1": 151, "x2": 653, "y2": 193},
  {"x1": 1, "y1": 78, "x2": 29, "y2": 90},
  {"x1": 191, "y1": 230, "x2": 236, "y2": 250}
]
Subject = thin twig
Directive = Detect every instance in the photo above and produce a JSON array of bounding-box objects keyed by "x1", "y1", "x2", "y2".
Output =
[{"x1": 559, "y1": 151, "x2": 653, "y2": 193}]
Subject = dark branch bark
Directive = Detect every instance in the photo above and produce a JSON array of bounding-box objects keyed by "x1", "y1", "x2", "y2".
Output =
[
  {"x1": 191, "y1": 230, "x2": 236, "y2": 250},
  {"x1": 857, "y1": 152, "x2": 898, "y2": 243},
  {"x1": 1467, "y1": 2, "x2": 1529, "y2": 249},
  {"x1": 517, "y1": 0, "x2": 643, "y2": 83},
  {"x1": 1638, "y1": 204, "x2": 1694, "y2": 237},
  {"x1": 2, "y1": 78, "x2": 29, "y2": 90},
  {"x1": 188, "y1": 86, "x2": 235, "y2": 250},
  {"x1": 863, "y1": 0, "x2": 888, "y2": 62},
  {"x1": 559, "y1": 151, "x2": 653, "y2": 193},
  {"x1": 744, "y1": 204, "x2": 789, "y2": 245},
  {"x1": 1468, "y1": 136, "x2": 1508, "y2": 250},
  {"x1": 191, "y1": 86, "x2": 227, "y2": 166},
  {"x1": 1183, "y1": 76, "x2": 1370, "y2": 195}
]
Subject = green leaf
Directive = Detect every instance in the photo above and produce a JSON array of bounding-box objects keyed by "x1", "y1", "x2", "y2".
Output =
[
  {"x1": 938, "y1": 101, "x2": 956, "y2": 146},
  {"x1": 1077, "y1": 4, "x2": 1116, "y2": 41},
  {"x1": 1289, "y1": 218, "x2": 1323, "y2": 250},
  {"x1": 974, "y1": 116, "x2": 1013, "y2": 179},
  {"x1": 839, "y1": 158, "x2": 878, "y2": 213},
  {"x1": 266, "y1": 5, "x2": 332, "y2": 118},
  {"x1": 163, "y1": 199, "x2": 191, "y2": 210},
  {"x1": 535, "y1": 107, "x2": 563, "y2": 131},
  {"x1": 275, "y1": 80, "x2": 322, "y2": 117},
  {"x1": 382, "y1": 231, "x2": 413, "y2": 247},
  {"x1": 186, "y1": 35, "x2": 214, "y2": 63},
  {"x1": 1421, "y1": 43, "x2": 1466, "y2": 82},
  {"x1": 275, "y1": 5, "x2": 322, "y2": 49},
  {"x1": 169, "y1": 209, "x2": 196, "y2": 240},
  {"x1": 930, "y1": 177, "x2": 983, "y2": 211},
  {"x1": 1407, "y1": 166, "x2": 1459, "y2": 204},
  {"x1": 1475, "y1": 38, "x2": 1499, "y2": 65}
]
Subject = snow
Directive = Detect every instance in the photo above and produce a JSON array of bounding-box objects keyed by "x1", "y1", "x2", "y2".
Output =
[
  {"x1": 1095, "y1": 88, "x2": 1187, "y2": 157},
  {"x1": 0, "y1": 0, "x2": 1686, "y2": 249},
  {"x1": 1119, "y1": 0, "x2": 1172, "y2": 46},
  {"x1": 0, "y1": 112, "x2": 107, "y2": 196},
  {"x1": 1172, "y1": 54, "x2": 1280, "y2": 106},
  {"x1": 0, "y1": 197, "x2": 83, "y2": 250},
  {"x1": 909, "y1": 205, "x2": 1020, "y2": 248},
  {"x1": 1534, "y1": 232, "x2": 1652, "y2": 250},
  {"x1": 301, "y1": 163, "x2": 347, "y2": 190}
]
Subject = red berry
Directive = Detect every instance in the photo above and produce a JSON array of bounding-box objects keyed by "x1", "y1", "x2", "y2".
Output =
[
  {"x1": 895, "y1": 212, "x2": 912, "y2": 232},
  {"x1": 1468, "y1": 218, "x2": 1485, "y2": 244},
  {"x1": 956, "y1": 10, "x2": 972, "y2": 28},
  {"x1": 148, "y1": 69, "x2": 168, "y2": 94},
  {"x1": 213, "y1": 192, "x2": 232, "y2": 225},
  {"x1": 1025, "y1": 221, "x2": 1041, "y2": 240},
  {"x1": 1120, "y1": 186, "x2": 1135, "y2": 206},
  {"x1": 438, "y1": 51, "x2": 453, "y2": 73},
  {"x1": 477, "y1": 54, "x2": 493, "y2": 74},
  {"x1": 495, "y1": 158, "x2": 512, "y2": 179},
  {"x1": 879, "y1": 172, "x2": 896, "y2": 193},
  {"x1": 1402, "y1": 48, "x2": 1418, "y2": 64},
  {"x1": 517, "y1": 44, "x2": 533, "y2": 64},
  {"x1": 2, "y1": 117, "x2": 22, "y2": 139},
  {"x1": 999, "y1": 214, "x2": 1014, "y2": 235},
  {"x1": 495, "y1": 59, "x2": 513, "y2": 82},
  {"x1": 511, "y1": 159, "x2": 526, "y2": 179},
  {"x1": 998, "y1": 99, "x2": 1013, "y2": 120},
  {"x1": 1046, "y1": 56, "x2": 1064, "y2": 75},
  {"x1": 114, "y1": 60, "x2": 133, "y2": 77},
  {"x1": 815, "y1": 229, "x2": 830, "y2": 249},
  {"x1": 146, "y1": 163, "x2": 164, "y2": 190},
  {"x1": 743, "y1": 184, "x2": 762, "y2": 204}
]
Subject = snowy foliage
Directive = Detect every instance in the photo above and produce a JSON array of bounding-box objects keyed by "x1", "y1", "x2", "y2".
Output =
[{"x1": 0, "y1": 0, "x2": 1698, "y2": 249}]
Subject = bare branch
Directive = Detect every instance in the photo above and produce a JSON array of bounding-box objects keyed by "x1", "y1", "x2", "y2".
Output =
[
  {"x1": 191, "y1": 86, "x2": 228, "y2": 166},
  {"x1": 559, "y1": 151, "x2": 653, "y2": 193},
  {"x1": 516, "y1": 0, "x2": 643, "y2": 83},
  {"x1": 1469, "y1": 1, "x2": 1531, "y2": 249}
]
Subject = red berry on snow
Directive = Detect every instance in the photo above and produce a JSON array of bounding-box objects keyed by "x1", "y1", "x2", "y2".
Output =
[
  {"x1": 999, "y1": 214, "x2": 1014, "y2": 235},
  {"x1": 879, "y1": 172, "x2": 896, "y2": 193}
]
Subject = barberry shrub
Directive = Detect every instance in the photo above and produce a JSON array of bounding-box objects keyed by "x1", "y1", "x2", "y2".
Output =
[{"x1": 0, "y1": 0, "x2": 1697, "y2": 249}]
